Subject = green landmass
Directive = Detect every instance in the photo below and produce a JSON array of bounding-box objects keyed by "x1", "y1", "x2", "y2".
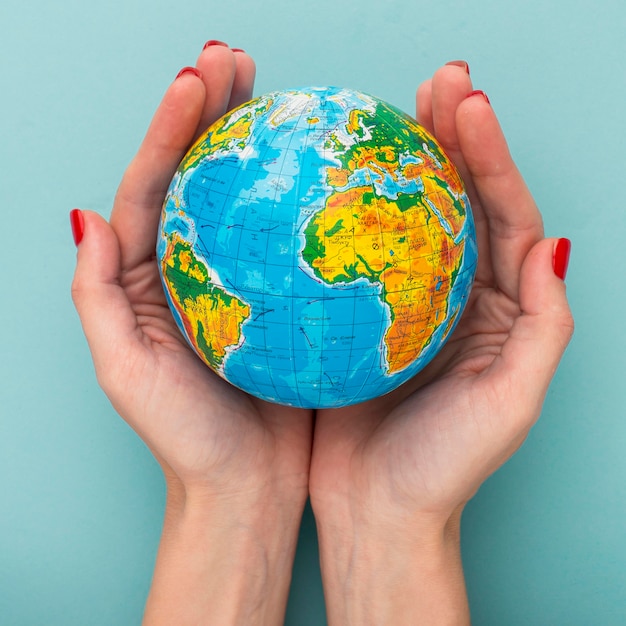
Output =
[
  {"x1": 429, "y1": 174, "x2": 466, "y2": 218},
  {"x1": 301, "y1": 218, "x2": 326, "y2": 267},
  {"x1": 163, "y1": 239, "x2": 210, "y2": 300},
  {"x1": 195, "y1": 320, "x2": 220, "y2": 370},
  {"x1": 162, "y1": 236, "x2": 250, "y2": 371},
  {"x1": 324, "y1": 219, "x2": 345, "y2": 237}
]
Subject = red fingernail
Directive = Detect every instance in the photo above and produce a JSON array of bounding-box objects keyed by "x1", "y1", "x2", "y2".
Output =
[
  {"x1": 231, "y1": 48, "x2": 246, "y2": 53},
  {"x1": 553, "y1": 238, "x2": 571, "y2": 281},
  {"x1": 467, "y1": 89, "x2": 490, "y2": 104},
  {"x1": 70, "y1": 209, "x2": 84, "y2": 246},
  {"x1": 175, "y1": 66, "x2": 203, "y2": 80},
  {"x1": 203, "y1": 39, "x2": 228, "y2": 49},
  {"x1": 446, "y1": 60, "x2": 470, "y2": 75}
]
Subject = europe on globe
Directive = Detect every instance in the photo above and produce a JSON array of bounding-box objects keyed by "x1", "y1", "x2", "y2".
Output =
[{"x1": 157, "y1": 86, "x2": 478, "y2": 408}]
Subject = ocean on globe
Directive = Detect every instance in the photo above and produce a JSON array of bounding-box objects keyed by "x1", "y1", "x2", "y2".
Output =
[{"x1": 157, "y1": 86, "x2": 478, "y2": 409}]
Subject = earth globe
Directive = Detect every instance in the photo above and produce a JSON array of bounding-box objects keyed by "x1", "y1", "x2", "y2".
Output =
[{"x1": 157, "y1": 86, "x2": 478, "y2": 409}]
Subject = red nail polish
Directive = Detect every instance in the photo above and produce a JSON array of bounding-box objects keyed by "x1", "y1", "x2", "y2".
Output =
[
  {"x1": 203, "y1": 39, "x2": 228, "y2": 49},
  {"x1": 467, "y1": 89, "x2": 490, "y2": 104},
  {"x1": 70, "y1": 209, "x2": 84, "y2": 246},
  {"x1": 231, "y1": 48, "x2": 246, "y2": 53},
  {"x1": 175, "y1": 66, "x2": 203, "y2": 80},
  {"x1": 553, "y1": 238, "x2": 571, "y2": 280},
  {"x1": 446, "y1": 60, "x2": 470, "y2": 75}
]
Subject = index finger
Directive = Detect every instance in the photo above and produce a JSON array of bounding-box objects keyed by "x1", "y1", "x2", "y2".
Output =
[
  {"x1": 111, "y1": 49, "x2": 256, "y2": 273},
  {"x1": 111, "y1": 70, "x2": 207, "y2": 271}
]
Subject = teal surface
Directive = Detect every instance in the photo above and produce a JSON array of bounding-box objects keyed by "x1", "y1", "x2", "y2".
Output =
[{"x1": 1, "y1": 0, "x2": 624, "y2": 623}]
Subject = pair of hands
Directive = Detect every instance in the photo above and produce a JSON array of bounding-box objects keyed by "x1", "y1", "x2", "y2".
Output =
[{"x1": 71, "y1": 42, "x2": 573, "y2": 624}]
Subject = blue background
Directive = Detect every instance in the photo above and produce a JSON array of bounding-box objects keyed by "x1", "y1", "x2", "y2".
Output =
[{"x1": 1, "y1": 0, "x2": 624, "y2": 623}]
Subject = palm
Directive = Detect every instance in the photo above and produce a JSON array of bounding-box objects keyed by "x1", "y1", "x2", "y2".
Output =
[{"x1": 112, "y1": 256, "x2": 300, "y2": 482}]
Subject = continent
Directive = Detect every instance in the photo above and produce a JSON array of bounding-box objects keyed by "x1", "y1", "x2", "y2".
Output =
[
  {"x1": 302, "y1": 186, "x2": 464, "y2": 373},
  {"x1": 324, "y1": 100, "x2": 469, "y2": 238},
  {"x1": 161, "y1": 234, "x2": 250, "y2": 372},
  {"x1": 302, "y1": 99, "x2": 470, "y2": 374}
]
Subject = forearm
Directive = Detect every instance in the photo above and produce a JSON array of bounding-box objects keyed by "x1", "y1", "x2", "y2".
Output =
[
  {"x1": 314, "y1": 504, "x2": 470, "y2": 625},
  {"x1": 143, "y1": 481, "x2": 307, "y2": 626}
]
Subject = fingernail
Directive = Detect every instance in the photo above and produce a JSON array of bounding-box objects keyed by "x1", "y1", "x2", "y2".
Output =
[
  {"x1": 70, "y1": 209, "x2": 84, "y2": 246},
  {"x1": 553, "y1": 238, "x2": 571, "y2": 281},
  {"x1": 231, "y1": 48, "x2": 246, "y2": 53},
  {"x1": 446, "y1": 60, "x2": 470, "y2": 75},
  {"x1": 467, "y1": 89, "x2": 490, "y2": 104},
  {"x1": 203, "y1": 39, "x2": 228, "y2": 49},
  {"x1": 175, "y1": 66, "x2": 203, "y2": 80}
]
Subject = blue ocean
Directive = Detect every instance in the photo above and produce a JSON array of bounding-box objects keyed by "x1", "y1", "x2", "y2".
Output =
[{"x1": 159, "y1": 87, "x2": 477, "y2": 408}]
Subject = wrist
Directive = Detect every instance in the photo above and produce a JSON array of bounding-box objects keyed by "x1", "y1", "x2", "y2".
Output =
[
  {"x1": 164, "y1": 468, "x2": 309, "y2": 523},
  {"x1": 143, "y1": 478, "x2": 307, "y2": 625},
  {"x1": 313, "y1": 503, "x2": 469, "y2": 626}
]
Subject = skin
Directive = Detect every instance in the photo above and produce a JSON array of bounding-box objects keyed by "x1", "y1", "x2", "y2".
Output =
[
  {"x1": 71, "y1": 45, "x2": 573, "y2": 625},
  {"x1": 309, "y1": 66, "x2": 574, "y2": 624},
  {"x1": 72, "y1": 45, "x2": 314, "y2": 625}
]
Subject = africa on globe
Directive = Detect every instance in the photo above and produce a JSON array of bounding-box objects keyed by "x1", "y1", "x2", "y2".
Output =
[{"x1": 157, "y1": 86, "x2": 478, "y2": 408}]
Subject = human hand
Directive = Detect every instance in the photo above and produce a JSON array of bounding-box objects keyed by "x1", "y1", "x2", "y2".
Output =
[
  {"x1": 71, "y1": 42, "x2": 313, "y2": 624},
  {"x1": 309, "y1": 62, "x2": 574, "y2": 624}
]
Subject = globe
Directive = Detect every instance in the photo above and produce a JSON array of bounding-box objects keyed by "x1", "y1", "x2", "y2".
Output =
[{"x1": 157, "y1": 86, "x2": 478, "y2": 408}]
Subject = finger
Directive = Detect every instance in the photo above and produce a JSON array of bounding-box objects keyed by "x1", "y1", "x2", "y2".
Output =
[
  {"x1": 228, "y1": 49, "x2": 256, "y2": 110},
  {"x1": 416, "y1": 78, "x2": 434, "y2": 134},
  {"x1": 428, "y1": 65, "x2": 482, "y2": 216},
  {"x1": 71, "y1": 211, "x2": 141, "y2": 388},
  {"x1": 488, "y1": 237, "x2": 574, "y2": 431},
  {"x1": 456, "y1": 94, "x2": 545, "y2": 299},
  {"x1": 430, "y1": 63, "x2": 473, "y2": 163},
  {"x1": 416, "y1": 60, "x2": 471, "y2": 136},
  {"x1": 418, "y1": 65, "x2": 490, "y2": 294},
  {"x1": 111, "y1": 70, "x2": 207, "y2": 271},
  {"x1": 194, "y1": 42, "x2": 238, "y2": 138}
]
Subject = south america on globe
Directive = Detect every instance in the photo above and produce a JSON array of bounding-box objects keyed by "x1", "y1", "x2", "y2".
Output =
[{"x1": 157, "y1": 86, "x2": 478, "y2": 408}]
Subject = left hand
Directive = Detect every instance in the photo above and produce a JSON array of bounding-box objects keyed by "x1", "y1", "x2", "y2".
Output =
[
  {"x1": 310, "y1": 62, "x2": 573, "y2": 523},
  {"x1": 308, "y1": 62, "x2": 573, "y2": 624}
]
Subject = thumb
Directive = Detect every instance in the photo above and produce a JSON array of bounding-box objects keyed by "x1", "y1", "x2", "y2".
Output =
[
  {"x1": 493, "y1": 237, "x2": 574, "y2": 411},
  {"x1": 70, "y1": 209, "x2": 140, "y2": 380}
]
